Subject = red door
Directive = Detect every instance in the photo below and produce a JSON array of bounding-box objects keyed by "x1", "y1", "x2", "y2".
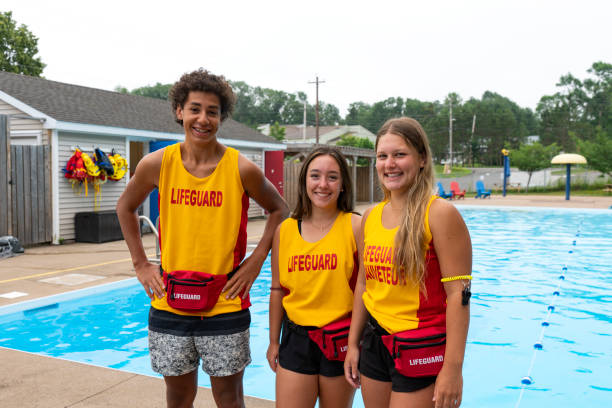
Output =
[{"x1": 265, "y1": 150, "x2": 284, "y2": 197}]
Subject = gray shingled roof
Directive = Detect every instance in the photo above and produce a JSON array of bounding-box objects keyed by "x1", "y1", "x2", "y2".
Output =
[{"x1": 0, "y1": 71, "x2": 281, "y2": 145}]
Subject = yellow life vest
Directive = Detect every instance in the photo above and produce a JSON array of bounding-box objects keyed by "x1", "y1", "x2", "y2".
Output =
[{"x1": 109, "y1": 153, "x2": 128, "y2": 181}]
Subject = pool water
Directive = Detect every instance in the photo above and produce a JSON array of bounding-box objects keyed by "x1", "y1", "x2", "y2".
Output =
[{"x1": 1, "y1": 207, "x2": 610, "y2": 407}]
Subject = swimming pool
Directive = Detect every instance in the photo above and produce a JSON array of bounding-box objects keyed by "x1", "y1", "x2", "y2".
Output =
[{"x1": 1, "y1": 207, "x2": 610, "y2": 407}]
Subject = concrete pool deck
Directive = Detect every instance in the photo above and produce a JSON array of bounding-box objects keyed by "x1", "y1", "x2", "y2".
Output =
[{"x1": 0, "y1": 195, "x2": 610, "y2": 407}]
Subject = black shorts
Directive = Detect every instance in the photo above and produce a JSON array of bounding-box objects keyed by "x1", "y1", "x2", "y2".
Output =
[
  {"x1": 359, "y1": 318, "x2": 437, "y2": 393},
  {"x1": 148, "y1": 307, "x2": 251, "y2": 336},
  {"x1": 278, "y1": 320, "x2": 345, "y2": 377}
]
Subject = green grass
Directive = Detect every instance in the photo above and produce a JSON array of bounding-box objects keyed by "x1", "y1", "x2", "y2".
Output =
[
  {"x1": 434, "y1": 165, "x2": 472, "y2": 178},
  {"x1": 491, "y1": 178, "x2": 612, "y2": 197},
  {"x1": 550, "y1": 166, "x2": 590, "y2": 176}
]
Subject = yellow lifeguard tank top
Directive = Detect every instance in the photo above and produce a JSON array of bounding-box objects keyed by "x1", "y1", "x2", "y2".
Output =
[
  {"x1": 152, "y1": 144, "x2": 250, "y2": 317},
  {"x1": 278, "y1": 212, "x2": 357, "y2": 327},
  {"x1": 362, "y1": 197, "x2": 446, "y2": 333}
]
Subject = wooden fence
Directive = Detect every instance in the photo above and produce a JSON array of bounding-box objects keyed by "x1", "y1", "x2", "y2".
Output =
[
  {"x1": 356, "y1": 166, "x2": 385, "y2": 202},
  {"x1": 0, "y1": 116, "x2": 10, "y2": 238},
  {"x1": 0, "y1": 115, "x2": 52, "y2": 246},
  {"x1": 283, "y1": 161, "x2": 301, "y2": 211}
]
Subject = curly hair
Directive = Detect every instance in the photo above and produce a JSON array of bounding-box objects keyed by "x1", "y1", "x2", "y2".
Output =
[{"x1": 169, "y1": 68, "x2": 236, "y2": 124}]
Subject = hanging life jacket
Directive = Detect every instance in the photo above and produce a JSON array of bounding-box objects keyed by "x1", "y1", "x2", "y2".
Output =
[
  {"x1": 63, "y1": 148, "x2": 86, "y2": 180},
  {"x1": 64, "y1": 148, "x2": 87, "y2": 194},
  {"x1": 94, "y1": 147, "x2": 114, "y2": 176},
  {"x1": 109, "y1": 150, "x2": 128, "y2": 181},
  {"x1": 81, "y1": 151, "x2": 101, "y2": 178},
  {"x1": 63, "y1": 149, "x2": 79, "y2": 179}
]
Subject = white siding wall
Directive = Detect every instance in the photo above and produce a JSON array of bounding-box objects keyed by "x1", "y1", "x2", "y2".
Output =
[
  {"x1": 58, "y1": 132, "x2": 128, "y2": 240},
  {"x1": 0, "y1": 100, "x2": 45, "y2": 145},
  {"x1": 231, "y1": 147, "x2": 265, "y2": 218}
]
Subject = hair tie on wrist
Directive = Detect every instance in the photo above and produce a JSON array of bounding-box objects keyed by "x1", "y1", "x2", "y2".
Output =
[{"x1": 440, "y1": 275, "x2": 472, "y2": 282}]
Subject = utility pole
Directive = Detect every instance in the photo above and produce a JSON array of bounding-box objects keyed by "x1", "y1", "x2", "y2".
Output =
[
  {"x1": 448, "y1": 101, "x2": 453, "y2": 169},
  {"x1": 303, "y1": 100, "x2": 307, "y2": 140},
  {"x1": 308, "y1": 76, "x2": 325, "y2": 144},
  {"x1": 470, "y1": 114, "x2": 476, "y2": 166}
]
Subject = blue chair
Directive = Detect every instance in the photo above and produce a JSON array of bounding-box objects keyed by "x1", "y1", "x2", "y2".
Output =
[
  {"x1": 437, "y1": 182, "x2": 453, "y2": 199},
  {"x1": 475, "y1": 180, "x2": 491, "y2": 198}
]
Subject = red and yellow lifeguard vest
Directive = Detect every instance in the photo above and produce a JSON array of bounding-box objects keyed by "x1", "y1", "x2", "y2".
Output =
[
  {"x1": 152, "y1": 144, "x2": 250, "y2": 317},
  {"x1": 362, "y1": 197, "x2": 446, "y2": 333},
  {"x1": 278, "y1": 212, "x2": 357, "y2": 327}
]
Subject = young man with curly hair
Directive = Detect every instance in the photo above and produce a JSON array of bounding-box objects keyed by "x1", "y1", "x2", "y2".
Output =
[{"x1": 117, "y1": 69, "x2": 288, "y2": 408}]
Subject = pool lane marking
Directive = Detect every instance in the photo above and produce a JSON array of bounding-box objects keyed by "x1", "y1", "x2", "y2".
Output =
[
  {"x1": 0, "y1": 256, "x2": 150, "y2": 284},
  {"x1": 514, "y1": 219, "x2": 583, "y2": 408}
]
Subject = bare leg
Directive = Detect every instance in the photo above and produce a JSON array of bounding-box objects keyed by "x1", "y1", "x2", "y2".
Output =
[
  {"x1": 275, "y1": 365, "x2": 318, "y2": 408},
  {"x1": 389, "y1": 382, "x2": 435, "y2": 408},
  {"x1": 361, "y1": 374, "x2": 392, "y2": 408},
  {"x1": 164, "y1": 370, "x2": 198, "y2": 408},
  {"x1": 318, "y1": 375, "x2": 355, "y2": 408},
  {"x1": 210, "y1": 370, "x2": 246, "y2": 408}
]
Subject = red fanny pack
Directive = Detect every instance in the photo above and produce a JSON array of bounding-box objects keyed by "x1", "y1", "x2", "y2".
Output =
[
  {"x1": 380, "y1": 326, "x2": 446, "y2": 377},
  {"x1": 161, "y1": 267, "x2": 237, "y2": 311},
  {"x1": 307, "y1": 317, "x2": 352, "y2": 361}
]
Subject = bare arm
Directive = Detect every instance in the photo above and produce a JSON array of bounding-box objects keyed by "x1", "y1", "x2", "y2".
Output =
[
  {"x1": 266, "y1": 225, "x2": 284, "y2": 372},
  {"x1": 223, "y1": 154, "x2": 289, "y2": 299},
  {"x1": 429, "y1": 199, "x2": 472, "y2": 408},
  {"x1": 344, "y1": 208, "x2": 371, "y2": 389},
  {"x1": 116, "y1": 149, "x2": 164, "y2": 299}
]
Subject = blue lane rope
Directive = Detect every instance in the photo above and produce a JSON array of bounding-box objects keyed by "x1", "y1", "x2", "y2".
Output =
[{"x1": 514, "y1": 220, "x2": 583, "y2": 408}]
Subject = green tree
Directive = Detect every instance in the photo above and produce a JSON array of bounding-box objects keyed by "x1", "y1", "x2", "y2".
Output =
[
  {"x1": 345, "y1": 102, "x2": 372, "y2": 127},
  {"x1": 509, "y1": 142, "x2": 560, "y2": 191},
  {"x1": 471, "y1": 91, "x2": 535, "y2": 166},
  {"x1": 0, "y1": 11, "x2": 45, "y2": 76},
  {"x1": 583, "y1": 62, "x2": 612, "y2": 133},
  {"x1": 336, "y1": 134, "x2": 374, "y2": 149},
  {"x1": 131, "y1": 82, "x2": 172, "y2": 100},
  {"x1": 269, "y1": 121, "x2": 286, "y2": 141},
  {"x1": 343, "y1": 91, "x2": 536, "y2": 166},
  {"x1": 113, "y1": 82, "x2": 171, "y2": 99},
  {"x1": 319, "y1": 102, "x2": 341, "y2": 125},
  {"x1": 229, "y1": 80, "x2": 341, "y2": 127},
  {"x1": 336, "y1": 134, "x2": 374, "y2": 165},
  {"x1": 576, "y1": 128, "x2": 612, "y2": 177},
  {"x1": 537, "y1": 62, "x2": 612, "y2": 151}
]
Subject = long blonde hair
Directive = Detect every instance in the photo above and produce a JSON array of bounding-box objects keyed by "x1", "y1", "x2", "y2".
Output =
[{"x1": 376, "y1": 117, "x2": 434, "y2": 290}]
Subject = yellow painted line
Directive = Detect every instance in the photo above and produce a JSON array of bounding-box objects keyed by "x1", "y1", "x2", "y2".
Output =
[{"x1": 0, "y1": 255, "x2": 152, "y2": 284}]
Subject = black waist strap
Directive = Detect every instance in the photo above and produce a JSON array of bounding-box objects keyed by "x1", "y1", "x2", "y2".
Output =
[
  {"x1": 367, "y1": 314, "x2": 390, "y2": 336},
  {"x1": 284, "y1": 317, "x2": 318, "y2": 336}
]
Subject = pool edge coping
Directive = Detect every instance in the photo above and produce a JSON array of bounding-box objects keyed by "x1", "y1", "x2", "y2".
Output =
[{"x1": 0, "y1": 278, "x2": 138, "y2": 316}]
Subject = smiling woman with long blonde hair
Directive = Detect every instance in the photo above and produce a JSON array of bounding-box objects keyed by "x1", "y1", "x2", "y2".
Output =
[{"x1": 344, "y1": 117, "x2": 472, "y2": 408}]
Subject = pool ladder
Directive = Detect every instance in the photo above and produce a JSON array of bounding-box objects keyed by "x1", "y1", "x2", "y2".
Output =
[{"x1": 139, "y1": 215, "x2": 160, "y2": 265}]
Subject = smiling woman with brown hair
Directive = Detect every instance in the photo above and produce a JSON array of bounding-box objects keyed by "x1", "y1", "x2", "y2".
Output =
[{"x1": 267, "y1": 146, "x2": 361, "y2": 408}]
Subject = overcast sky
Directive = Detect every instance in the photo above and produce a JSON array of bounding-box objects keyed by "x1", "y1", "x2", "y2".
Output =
[{"x1": 5, "y1": 0, "x2": 612, "y2": 115}]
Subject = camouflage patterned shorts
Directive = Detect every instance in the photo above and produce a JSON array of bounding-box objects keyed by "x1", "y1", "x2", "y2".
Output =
[{"x1": 149, "y1": 328, "x2": 251, "y2": 377}]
